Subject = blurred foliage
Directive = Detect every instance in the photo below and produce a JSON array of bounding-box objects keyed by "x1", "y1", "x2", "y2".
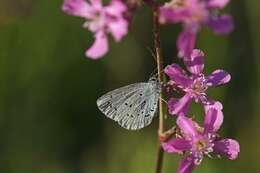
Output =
[{"x1": 0, "y1": 0, "x2": 259, "y2": 173}]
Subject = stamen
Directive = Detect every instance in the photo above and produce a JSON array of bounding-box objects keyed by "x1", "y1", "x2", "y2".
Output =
[{"x1": 194, "y1": 157, "x2": 203, "y2": 165}]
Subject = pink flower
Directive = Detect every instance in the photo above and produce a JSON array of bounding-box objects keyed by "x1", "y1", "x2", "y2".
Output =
[
  {"x1": 165, "y1": 49, "x2": 231, "y2": 116},
  {"x1": 162, "y1": 108, "x2": 240, "y2": 173},
  {"x1": 160, "y1": 0, "x2": 234, "y2": 59},
  {"x1": 62, "y1": 0, "x2": 129, "y2": 59}
]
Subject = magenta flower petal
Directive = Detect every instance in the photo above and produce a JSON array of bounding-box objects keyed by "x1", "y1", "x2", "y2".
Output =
[
  {"x1": 177, "y1": 26, "x2": 198, "y2": 59},
  {"x1": 185, "y1": 49, "x2": 205, "y2": 75},
  {"x1": 206, "y1": 69, "x2": 231, "y2": 86},
  {"x1": 204, "y1": 107, "x2": 223, "y2": 134},
  {"x1": 207, "y1": 0, "x2": 230, "y2": 9},
  {"x1": 86, "y1": 32, "x2": 108, "y2": 59},
  {"x1": 207, "y1": 15, "x2": 234, "y2": 34},
  {"x1": 204, "y1": 101, "x2": 223, "y2": 132},
  {"x1": 105, "y1": 0, "x2": 128, "y2": 41},
  {"x1": 62, "y1": 0, "x2": 94, "y2": 19},
  {"x1": 89, "y1": 0, "x2": 102, "y2": 9},
  {"x1": 168, "y1": 94, "x2": 193, "y2": 116},
  {"x1": 204, "y1": 100, "x2": 223, "y2": 110},
  {"x1": 178, "y1": 156, "x2": 195, "y2": 173},
  {"x1": 108, "y1": 19, "x2": 128, "y2": 42},
  {"x1": 165, "y1": 64, "x2": 192, "y2": 88},
  {"x1": 105, "y1": 0, "x2": 127, "y2": 16},
  {"x1": 162, "y1": 139, "x2": 192, "y2": 154},
  {"x1": 177, "y1": 116, "x2": 198, "y2": 139},
  {"x1": 159, "y1": 6, "x2": 191, "y2": 24},
  {"x1": 89, "y1": 0, "x2": 101, "y2": 3},
  {"x1": 213, "y1": 139, "x2": 240, "y2": 160}
]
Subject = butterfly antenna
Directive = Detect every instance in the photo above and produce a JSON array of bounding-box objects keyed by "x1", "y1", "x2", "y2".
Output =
[
  {"x1": 146, "y1": 46, "x2": 157, "y2": 62},
  {"x1": 159, "y1": 97, "x2": 168, "y2": 105},
  {"x1": 146, "y1": 47, "x2": 166, "y2": 81},
  {"x1": 159, "y1": 96, "x2": 168, "y2": 119}
]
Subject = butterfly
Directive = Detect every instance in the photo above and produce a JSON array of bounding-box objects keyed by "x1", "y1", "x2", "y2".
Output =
[{"x1": 96, "y1": 76, "x2": 160, "y2": 130}]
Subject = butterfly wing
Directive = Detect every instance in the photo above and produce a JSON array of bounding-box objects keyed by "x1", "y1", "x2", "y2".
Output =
[
  {"x1": 96, "y1": 82, "x2": 147, "y2": 120},
  {"x1": 118, "y1": 89, "x2": 159, "y2": 130},
  {"x1": 97, "y1": 82, "x2": 160, "y2": 130}
]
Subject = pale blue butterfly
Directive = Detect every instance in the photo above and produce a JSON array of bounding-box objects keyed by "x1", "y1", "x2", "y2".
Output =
[{"x1": 97, "y1": 76, "x2": 160, "y2": 130}]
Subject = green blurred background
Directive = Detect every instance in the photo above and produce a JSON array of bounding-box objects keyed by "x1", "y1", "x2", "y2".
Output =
[{"x1": 0, "y1": 0, "x2": 259, "y2": 172}]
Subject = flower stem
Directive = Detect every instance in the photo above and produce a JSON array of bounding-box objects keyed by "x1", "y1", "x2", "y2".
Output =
[
  {"x1": 155, "y1": 146, "x2": 164, "y2": 173},
  {"x1": 153, "y1": 4, "x2": 164, "y2": 138},
  {"x1": 152, "y1": 2, "x2": 166, "y2": 173}
]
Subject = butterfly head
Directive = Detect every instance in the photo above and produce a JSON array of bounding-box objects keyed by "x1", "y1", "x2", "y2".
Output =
[
  {"x1": 149, "y1": 76, "x2": 161, "y2": 92},
  {"x1": 148, "y1": 76, "x2": 158, "y2": 82}
]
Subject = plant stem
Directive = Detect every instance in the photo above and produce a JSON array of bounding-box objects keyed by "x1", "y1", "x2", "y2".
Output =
[
  {"x1": 152, "y1": 2, "x2": 166, "y2": 173},
  {"x1": 153, "y1": 2, "x2": 164, "y2": 135},
  {"x1": 155, "y1": 146, "x2": 164, "y2": 173}
]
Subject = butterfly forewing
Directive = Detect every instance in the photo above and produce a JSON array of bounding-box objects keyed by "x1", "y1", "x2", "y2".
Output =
[
  {"x1": 97, "y1": 77, "x2": 160, "y2": 130},
  {"x1": 97, "y1": 83, "x2": 147, "y2": 119}
]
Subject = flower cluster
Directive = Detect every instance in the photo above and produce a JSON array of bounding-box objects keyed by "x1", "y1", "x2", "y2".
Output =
[
  {"x1": 162, "y1": 49, "x2": 240, "y2": 173},
  {"x1": 165, "y1": 49, "x2": 231, "y2": 116},
  {"x1": 62, "y1": 0, "x2": 129, "y2": 59},
  {"x1": 162, "y1": 111, "x2": 239, "y2": 173},
  {"x1": 160, "y1": 0, "x2": 234, "y2": 58},
  {"x1": 162, "y1": 49, "x2": 239, "y2": 173},
  {"x1": 156, "y1": 1, "x2": 239, "y2": 171}
]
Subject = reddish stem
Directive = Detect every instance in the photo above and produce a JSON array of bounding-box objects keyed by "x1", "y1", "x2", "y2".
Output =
[{"x1": 152, "y1": 2, "x2": 166, "y2": 173}]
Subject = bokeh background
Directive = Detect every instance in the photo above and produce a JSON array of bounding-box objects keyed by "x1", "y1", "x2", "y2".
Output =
[{"x1": 0, "y1": 0, "x2": 259, "y2": 172}]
